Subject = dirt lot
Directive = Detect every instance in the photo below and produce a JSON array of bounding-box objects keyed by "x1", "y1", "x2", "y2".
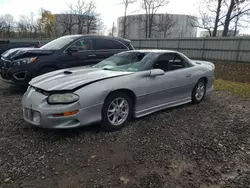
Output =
[
  {"x1": 0, "y1": 80, "x2": 250, "y2": 188},
  {"x1": 214, "y1": 61, "x2": 250, "y2": 83}
]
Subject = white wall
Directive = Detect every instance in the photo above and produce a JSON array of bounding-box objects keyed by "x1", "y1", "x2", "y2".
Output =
[{"x1": 117, "y1": 14, "x2": 198, "y2": 39}]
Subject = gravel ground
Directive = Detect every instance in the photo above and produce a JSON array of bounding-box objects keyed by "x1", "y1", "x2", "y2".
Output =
[{"x1": 0, "y1": 80, "x2": 250, "y2": 188}]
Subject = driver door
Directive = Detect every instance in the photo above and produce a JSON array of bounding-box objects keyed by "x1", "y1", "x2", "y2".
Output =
[
  {"x1": 145, "y1": 53, "x2": 194, "y2": 109},
  {"x1": 61, "y1": 38, "x2": 97, "y2": 68}
]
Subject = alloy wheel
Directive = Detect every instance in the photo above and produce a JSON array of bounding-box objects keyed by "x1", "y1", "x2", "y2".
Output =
[{"x1": 107, "y1": 97, "x2": 129, "y2": 126}]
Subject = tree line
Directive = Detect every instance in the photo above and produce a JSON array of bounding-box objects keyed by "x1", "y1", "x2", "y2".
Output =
[
  {"x1": 115, "y1": 0, "x2": 250, "y2": 38},
  {"x1": 0, "y1": 0, "x2": 105, "y2": 39},
  {"x1": 188, "y1": 0, "x2": 250, "y2": 37},
  {"x1": 0, "y1": 0, "x2": 249, "y2": 39}
]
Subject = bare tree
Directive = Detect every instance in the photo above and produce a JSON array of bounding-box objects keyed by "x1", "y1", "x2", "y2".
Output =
[
  {"x1": 0, "y1": 14, "x2": 14, "y2": 38},
  {"x1": 120, "y1": 0, "x2": 137, "y2": 38},
  {"x1": 222, "y1": 0, "x2": 250, "y2": 36},
  {"x1": 190, "y1": 0, "x2": 250, "y2": 37},
  {"x1": 69, "y1": 0, "x2": 98, "y2": 34},
  {"x1": 140, "y1": 0, "x2": 168, "y2": 38},
  {"x1": 188, "y1": 11, "x2": 214, "y2": 37},
  {"x1": 155, "y1": 14, "x2": 176, "y2": 37},
  {"x1": 85, "y1": 1, "x2": 98, "y2": 34},
  {"x1": 95, "y1": 17, "x2": 106, "y2": 35},
  {"x1": 188, "y1": 0, "x2": 225, "y2": 37},
  {"x1": 18, "y1": 15, "x2": 40, "y2": 37},
  {"x1": 211, "y1": 0, "x2": 223, "y2": 37},
  {"x1": 57, "y1": 5, "x2": 76, "y2": 35},
  {"x1": 108, "y1": 21, "x2": 117, "y2": 36},
  {"x1": 71, "y1": 0, "x2": 87, "y2": 34},
  {"x1": 231, "y1": 12, "x2": 249, "y2": 36}
]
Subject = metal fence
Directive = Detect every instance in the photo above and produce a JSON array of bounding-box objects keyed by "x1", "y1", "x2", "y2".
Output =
[
  {"x1": 1, "y1": 37, "x2": 250, "y2": 63},
  {"x1": 0, "y1": 38, "x2": 53, "y2": 46},
  {"x1": 131, "y1": 37, "x2": 250, "y2": 63}
]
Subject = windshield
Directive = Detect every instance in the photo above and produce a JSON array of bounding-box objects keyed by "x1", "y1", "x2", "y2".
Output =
[
  {"x1": 40, "y1": 36, "x2": 78, "y2": 50},
  {"x1": 93, "y1": 52, "x2": 156, "y2": 72}
]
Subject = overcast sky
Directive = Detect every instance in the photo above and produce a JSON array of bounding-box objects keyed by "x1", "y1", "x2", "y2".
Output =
[{"x1": 0, "y1": 0, "x2": 199, "y2": 28}]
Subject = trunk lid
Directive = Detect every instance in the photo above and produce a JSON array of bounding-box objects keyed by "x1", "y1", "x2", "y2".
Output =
[{"x1": 192, "y1": 60, "x2": 215, "y2": 69}]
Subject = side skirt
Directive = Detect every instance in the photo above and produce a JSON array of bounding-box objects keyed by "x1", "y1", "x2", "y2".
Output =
[{"x1": 134, "y1": 97, "x2": 191, "y2": 118}]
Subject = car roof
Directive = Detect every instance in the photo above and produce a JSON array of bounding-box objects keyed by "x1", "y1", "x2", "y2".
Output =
[{"x1": 61, "y1": 34, "x2": 132, "y2": 43}]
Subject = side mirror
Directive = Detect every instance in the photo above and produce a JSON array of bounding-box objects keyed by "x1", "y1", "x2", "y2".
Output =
[
  {"x1": 149, "y1": 69, "x2": 165, "y2": 77},
  {"x1": 67, "y1": 46, "x2": 78, "y2": 54}
]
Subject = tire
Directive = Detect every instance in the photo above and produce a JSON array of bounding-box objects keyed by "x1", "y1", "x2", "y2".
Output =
[
  {"x1": 100, "y1": 91, "x2": 133, "y2": 132},
  {"x1": 191, "y1": 79, "x2": 206, "y2": 104},
  {"x1": 36, "y1": 67, "x2": 57, "y2": 77}
]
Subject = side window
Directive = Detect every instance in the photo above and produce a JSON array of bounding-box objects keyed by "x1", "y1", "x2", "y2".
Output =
[
  {"x1": 94, "y1": 39, "x2": 127, "y2": 50},
  {"x1": 169, "y1": 54, "x2": 188, "y2": 70},
  {"x1": 153, "y1": 54, "x2": 175, "y2": 72},
  {"x1": 71, "y1": 38, "x2": 93, "y2": 51},
  {"x1": 131, "y1": 53, "x2": 146, "y2": 63}
]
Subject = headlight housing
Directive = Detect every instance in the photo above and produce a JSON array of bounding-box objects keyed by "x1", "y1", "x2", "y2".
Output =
[
  {"x1": 48, "y1": 93, "x2": 79, "y2": 104},
  {"x1": 13, "y1": 57, "x2": 37, "y2": 66}
]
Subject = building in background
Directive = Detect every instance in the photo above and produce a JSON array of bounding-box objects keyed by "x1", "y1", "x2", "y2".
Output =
[
  {"x1": 117, "y1": 14, "x2": 198, "y2": 39},
  {"x1": 54, "y1": 14, "x2": 97, "y2": 36}
]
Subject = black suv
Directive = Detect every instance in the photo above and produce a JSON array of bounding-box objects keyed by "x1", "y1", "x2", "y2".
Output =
[{"x1": 0, "y1": 35, "x2": 134, "y2": 85}]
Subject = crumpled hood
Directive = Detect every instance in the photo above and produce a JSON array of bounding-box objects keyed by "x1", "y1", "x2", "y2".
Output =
[
  {"x1": 1, "y1": 47, "x2": 54, "y2": 60},
  {"x1": 29, "y1": 67, "x2": 133, "y2": 91}
]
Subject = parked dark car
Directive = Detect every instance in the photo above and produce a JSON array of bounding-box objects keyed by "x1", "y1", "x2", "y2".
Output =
[{"x1": 0, "y1": 35, "x2": 134, "y2": 85}]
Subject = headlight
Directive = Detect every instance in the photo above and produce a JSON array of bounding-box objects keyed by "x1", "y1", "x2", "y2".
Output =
[
  {"x1": 13, "y1": 57, "x2": 37, "y2": 66},
  {"x1": 48, "y1": 93, "x2": 79, "y2": 104}
]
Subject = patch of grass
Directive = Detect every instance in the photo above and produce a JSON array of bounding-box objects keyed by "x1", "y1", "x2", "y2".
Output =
[{"x1": 214, "y1": 79, "x2": 250, "y2": 98}]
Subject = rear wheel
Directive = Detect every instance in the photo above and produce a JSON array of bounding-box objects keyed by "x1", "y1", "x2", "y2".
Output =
[
  {"x1": 100, "y1": 92, "x2": 133, "y2": 132},
  {"x1": 191, "y1": 79, "x2": 206, "y2": 104},
  {"x1": 36, "y1": 67, "x2": 57, "y2": 77}
]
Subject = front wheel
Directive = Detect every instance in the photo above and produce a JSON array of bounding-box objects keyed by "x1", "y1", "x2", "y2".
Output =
[
  {"x1": 191, "y1": 79, "x2": 206, "y2": 104},
  {"x1": 100, "y1": 92, "x2": 133, "y2": 132}
]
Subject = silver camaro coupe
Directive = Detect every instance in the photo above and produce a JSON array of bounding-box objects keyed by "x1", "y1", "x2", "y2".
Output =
[{"x1": 22, "y1": 50, "x2": 215, "y2": 131}]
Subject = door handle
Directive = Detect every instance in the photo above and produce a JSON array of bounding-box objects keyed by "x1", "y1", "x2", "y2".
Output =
[
  {"x1": 88, "y1": 54, "x2": 96, "y2": 57},
  {"x1": 186, "y1": 73, "x2": 192, "y2": 77}
]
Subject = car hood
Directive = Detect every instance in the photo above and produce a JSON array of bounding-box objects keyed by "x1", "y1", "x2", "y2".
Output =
[
  {"x1": 1, "y1": 47, "x2": 54, "y2": 60},
  {"x1": 29, "y1": 67, "x2": 133, "y2": 91}
]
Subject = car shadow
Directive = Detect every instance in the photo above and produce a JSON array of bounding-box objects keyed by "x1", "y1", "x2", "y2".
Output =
[
  {"x1": 22, "y1": 122, "x2": 106, "y2": 141},
  {"x1": 0, "y1": 84, "x2": 28, "y2": 95},
  {"x1": 20, "y1": 98, "x2": 210, "y2": 140},
  {"x1": 23, "y1": 103, "x2": 196, "y2": 138}
]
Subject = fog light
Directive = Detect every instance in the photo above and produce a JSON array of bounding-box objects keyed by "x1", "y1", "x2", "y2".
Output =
[{"x1": 32, "y1": 111, "x2": 41, "y2": 123}]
